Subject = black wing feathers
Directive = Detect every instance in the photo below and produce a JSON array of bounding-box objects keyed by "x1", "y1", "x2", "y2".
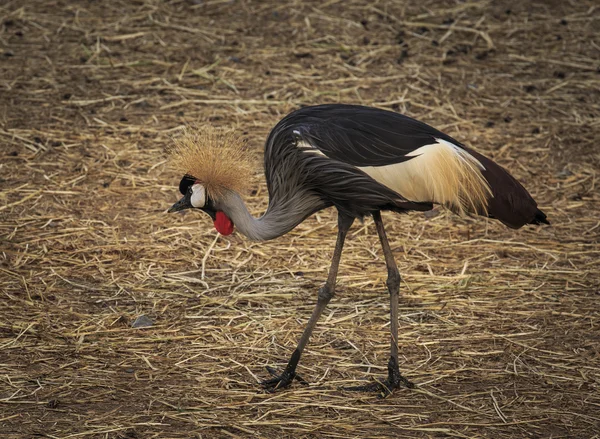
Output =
[
  {"x1": 264, "y1": 108, "x2": 434, "y2": 217},
  {"x1": 281, "y1": 104, "x2": 461, "y2": 167},
  {"x1": 264, "y1": 104, "x2": 547, "y2": 228}
]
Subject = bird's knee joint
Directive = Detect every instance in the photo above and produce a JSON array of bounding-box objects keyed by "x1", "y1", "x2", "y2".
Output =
[
  {"x1": 318, "y1": 285, "x2": 334, "y2": 303},
  {"x1": 386, "y1": 269, "x2": 401, "y2": 293}
]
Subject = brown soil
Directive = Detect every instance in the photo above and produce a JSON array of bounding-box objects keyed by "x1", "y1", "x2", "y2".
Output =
[{"x1": 1, "y1": 1, "x2": 598, "y2": 438}]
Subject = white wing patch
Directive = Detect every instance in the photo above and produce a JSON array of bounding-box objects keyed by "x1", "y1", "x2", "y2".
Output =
[
  {"x1": 359, "y1": 138, "x2": 492, "y2": 215},
  {"x1": 296, "y1": 139, "x2": 325, "y2": 156}
]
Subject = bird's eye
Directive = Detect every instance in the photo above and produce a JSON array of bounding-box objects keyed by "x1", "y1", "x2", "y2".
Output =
[{"x1": 179, "y1": 175, "x2": 196, "y2": 195}]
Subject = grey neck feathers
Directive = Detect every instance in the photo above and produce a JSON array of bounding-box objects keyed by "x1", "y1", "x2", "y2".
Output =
[{"x1": 219, "y1": 190, "x2": 325, "y2": 241}]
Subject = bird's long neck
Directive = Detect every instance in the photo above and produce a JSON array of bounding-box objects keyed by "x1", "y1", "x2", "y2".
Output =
[{"x1": 219, "y1": 190, "x2": 326, "y2": 241}]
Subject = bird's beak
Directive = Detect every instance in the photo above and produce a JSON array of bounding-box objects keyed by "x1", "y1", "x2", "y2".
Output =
[{"x1": 168, "y1": 193, "x2": 192, "y2": 213}]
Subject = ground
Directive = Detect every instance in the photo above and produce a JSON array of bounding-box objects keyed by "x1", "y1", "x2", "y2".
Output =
[{"x1": 1, "y1": 1, "x2": 599, "y2": 438}]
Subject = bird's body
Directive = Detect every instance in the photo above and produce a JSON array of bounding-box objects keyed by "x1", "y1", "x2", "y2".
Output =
[
  {"x1": 168, "y1": 104, "x2": 548, "y2": 396},
  {"x1": 263, "y1": 104, "x2": 546, "y2": 227}
]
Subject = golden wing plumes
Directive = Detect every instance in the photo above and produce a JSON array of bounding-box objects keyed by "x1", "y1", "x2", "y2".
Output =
[{"x1": 168, "y1": 126, "x2": 254, "y2": 198}]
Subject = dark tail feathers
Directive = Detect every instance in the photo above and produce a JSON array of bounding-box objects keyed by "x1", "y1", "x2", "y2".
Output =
[
  {"x1": 464, "y1": 147, "x2": 549, "y2": 229},
  {"x1": 531, "y1": 208, "x2": 550, "y2": 226}
]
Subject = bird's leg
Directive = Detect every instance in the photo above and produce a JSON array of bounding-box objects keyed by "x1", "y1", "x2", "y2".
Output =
[
  {"x1": 345, "y1": 211, "x2": 414, "y2": 397},
  {"x1": 262, "y1": 214, "x2": 354, "y2": 392}
]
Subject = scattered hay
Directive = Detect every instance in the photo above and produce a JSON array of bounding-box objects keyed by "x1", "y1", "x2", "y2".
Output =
[{"x1": 0, "y1": 0, "x2": 598, "y2": 438}]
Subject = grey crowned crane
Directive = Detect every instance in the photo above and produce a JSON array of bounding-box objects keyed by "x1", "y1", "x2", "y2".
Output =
[{"x1": 168, "y1": 104, "x2": 548, "y2": 396}]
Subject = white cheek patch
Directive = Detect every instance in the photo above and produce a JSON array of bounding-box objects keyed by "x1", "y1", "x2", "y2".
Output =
[{"x1": 190, "y1": 184, "x2": 206, "y2": 208}]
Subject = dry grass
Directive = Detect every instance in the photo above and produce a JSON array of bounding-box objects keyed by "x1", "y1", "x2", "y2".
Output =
[{"x1": 1, "y1": 0, "x2": 599, "y2": 438}]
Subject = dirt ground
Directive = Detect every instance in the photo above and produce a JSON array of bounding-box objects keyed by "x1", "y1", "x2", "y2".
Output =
[{"x1": 1, "y1": 0, "x2": 599, "y2": 438}]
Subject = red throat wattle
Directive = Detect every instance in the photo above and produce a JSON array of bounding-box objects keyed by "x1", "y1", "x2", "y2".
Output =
[{"x1": 214, "y1": 211, "x2": 234, "y2": 235}]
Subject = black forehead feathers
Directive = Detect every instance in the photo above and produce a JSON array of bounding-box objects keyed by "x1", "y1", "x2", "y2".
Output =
[{"x1": 179, "y1": 175, "x2": 196, "y2": 195}]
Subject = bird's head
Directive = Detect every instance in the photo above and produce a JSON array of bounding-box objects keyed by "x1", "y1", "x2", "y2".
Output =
[
  {"x1": 166, "y1": 126, "x2": 253, "y2": 236},
  {"x1": 168, "y1": 175, "x2": 235, "y2": 235}
]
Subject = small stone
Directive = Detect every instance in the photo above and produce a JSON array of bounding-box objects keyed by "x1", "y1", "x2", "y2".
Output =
[
  {"x1": 424, "y1": 209, "x2": 440, "y2": 219},
  {"x1": 455, "y1": 44, "x2": 471, "y2": 54},
  {"x1": 132, "y1": 315, "x2": 153, "y2": 328},
  {"x1": 557, "y1": 168, "x2": 573, "y2": 178}
]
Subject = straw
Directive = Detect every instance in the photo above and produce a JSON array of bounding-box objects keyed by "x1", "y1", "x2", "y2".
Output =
[{"x1": 1, "y1": 0, "x2": 598, "y2": 437}]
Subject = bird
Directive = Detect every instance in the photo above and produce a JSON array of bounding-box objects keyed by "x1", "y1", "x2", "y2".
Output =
[{"x1": 167, "y1": 104, "x2": 549, "y2": 397}]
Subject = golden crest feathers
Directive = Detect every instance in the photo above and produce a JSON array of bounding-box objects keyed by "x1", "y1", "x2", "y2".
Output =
[{"x1": 168, "y1": 126, "x2": 254, "y2": 198}]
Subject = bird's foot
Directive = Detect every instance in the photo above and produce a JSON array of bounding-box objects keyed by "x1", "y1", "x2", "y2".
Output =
[
  {"x1": 343, "y1": 356, "x2": 414, "y2": 398},
  {"x1": 261, "y1": 365, "x2": 308, "y2": 392}
]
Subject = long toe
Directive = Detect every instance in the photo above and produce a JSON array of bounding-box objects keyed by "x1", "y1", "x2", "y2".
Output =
[
  {"x1": 260, "y1": 366, "x2": 296, "y2": 392},
  {"x1": 343, "y1": 375, "x2": 414, "y2": 398},
  {"x1": 261, "y1": 377, "x2": 290, "y2": 392}
]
